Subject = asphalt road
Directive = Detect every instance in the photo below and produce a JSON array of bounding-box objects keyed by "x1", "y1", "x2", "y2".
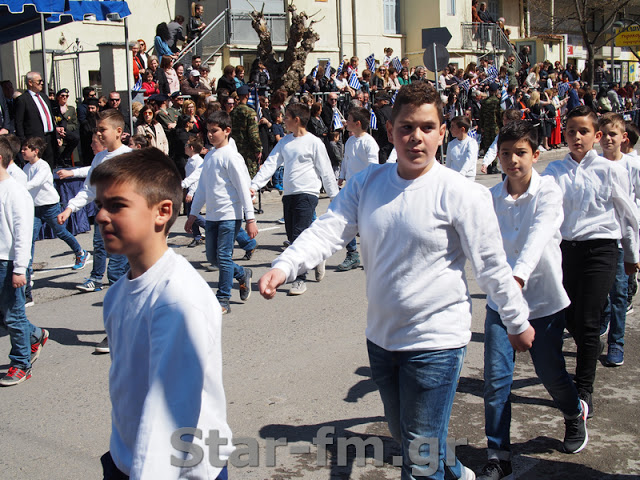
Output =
[{"x1": 1, "y1": 147, "x2": 639, "y2": 479}]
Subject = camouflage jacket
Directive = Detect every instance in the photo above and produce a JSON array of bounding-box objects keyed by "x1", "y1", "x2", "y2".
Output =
[
  {"x1": 479, "y1": 95, "x2": 502, "y2": 134},
  {"x1": 230, "y1": 103, "x2": 262, "y2": 159}
]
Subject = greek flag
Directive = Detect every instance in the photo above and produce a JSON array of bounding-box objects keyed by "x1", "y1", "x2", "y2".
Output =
[
  {"x1": 487, "y1": 65, "x2": 498, "y2": 79},
  {"x1": 349, "y1": 72, "x2": 361, "y2": 90},
  {"x1": 134, "y1": 76, "x2": 142, "y2": 91},
  {"x1": 501, "y1": 84, "x2": 508, "y2": 104},
  {"x1": 370, "y1": 109, "x2": 377, "y2": 130},
  {"x1": 392, "y1": 56, "x2": 402, "y2": 72},
  {"x1": 468, "y1": 128, "x2": 477, "y2": 139},
  {"x1": 459, "y1": 80, "x2": 470, "y2": 92},
  {"x1": 333, "y1": 110, "x2": 344, "y2": 129},
  {"x1": 253, "y1": 87, "x2": 262, "y2": 120},
  {"x1": 391, "y1": 90, "x2": 398, "y2": 105},
  {"x1": 325, "y1": 60, "x2": 331, "y2": 79},
  {"x1": 336, "y1": 60, "x2": 345, "y2": 75},
  {"x1": 365, "y1": 53, "x2": 375, "y2": 72},
  {"x1": 558, "y1": 82, "x2": 570, "y2": 97},
  {"x1": 312, "y1": 63, "x2": 319, "y2": 79}
]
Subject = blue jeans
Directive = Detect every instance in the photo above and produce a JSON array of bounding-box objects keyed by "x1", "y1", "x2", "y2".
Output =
[
  {"x1": 92, "y1": 224, "x2": 129, "y2": 284},
  {"x1": 483, "y1": 307, "x2": 580, "y2": 457},
  {"x1": 600, "y1": 248, "x2": 627, "y2": 346},
  {"x1": 346, "y1": 237, "x2": 357, "y2": 253},
  {"x1": 272, "y1": 166, "x2": 284, "y2": 190},
  {"x1": 205, "y1": 220, "x2": 246, "y2": 304},
  {"x1": 282, "y1": 194, "x2": 318, "y2": 282},
  {"x1": 184, "y1": 200, "x2": 206, "y2": 239},
  {"x1": 0, "y1": 260, "x2": 41, "y2": 370},
  {"x1": 236, "y1": 228, "x2": 257, "y2": 251},
  {"x1": 367, "y1": 340, "x2": 466, "y2": 480}
]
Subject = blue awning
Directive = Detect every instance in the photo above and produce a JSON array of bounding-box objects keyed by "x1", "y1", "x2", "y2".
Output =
[{"x1": 0, "y1": 1, "x2": 131, "y2": 44}]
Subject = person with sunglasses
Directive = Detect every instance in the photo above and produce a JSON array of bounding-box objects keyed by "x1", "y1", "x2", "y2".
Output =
[{"x1": 52, "y1": 88, "x2": 79, "y2": 167}]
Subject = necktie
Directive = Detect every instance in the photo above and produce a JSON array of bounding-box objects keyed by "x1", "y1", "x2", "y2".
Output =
[{"x1": 36, "y1": 94, "x2": 52, "y2": 132}]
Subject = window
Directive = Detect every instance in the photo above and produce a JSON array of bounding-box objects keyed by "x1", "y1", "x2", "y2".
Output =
[
  {"x1": 447, "y1": 0, "x2": 456, "y2": 16},
  {"x1": 384, "y1": 0, "x2": 399, "y2": 34}
]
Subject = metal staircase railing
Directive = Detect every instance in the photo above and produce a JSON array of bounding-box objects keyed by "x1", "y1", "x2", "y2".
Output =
[{"x1": 175, "y1": 8, "x2": 229, "y2": 67}]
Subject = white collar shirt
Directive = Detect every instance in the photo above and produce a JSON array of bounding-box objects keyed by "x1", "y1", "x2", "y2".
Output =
[{"x1": 28, "y1": 90, "x2": 53, "y2": 133}]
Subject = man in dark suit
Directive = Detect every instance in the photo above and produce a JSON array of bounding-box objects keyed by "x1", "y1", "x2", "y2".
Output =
[{"x1": 15, "y1": 71, "x2": 58, "y2": 167}]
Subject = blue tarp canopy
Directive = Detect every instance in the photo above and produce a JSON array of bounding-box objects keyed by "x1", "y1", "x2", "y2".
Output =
[{"x1": 0, "y1": 1, "x2": 131, "y2": 44}]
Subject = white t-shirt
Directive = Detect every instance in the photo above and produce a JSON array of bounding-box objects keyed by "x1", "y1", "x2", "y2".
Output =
[
  {"x1": 181, "y1": 154, "x2": 204, "y2": 196},
  {"x1": 272, "y1": 161, "x2": 530, "y2": 351},
  {"x1": 23, "y1": 159, "x2": 60, "y2": 206},
  {"x1": 446, "y1": 136, "x2": 479, "y2": 180},
  {"x1": 340, "y1": 133, "x2": 379, "y2": 181},
  {"x1": 105, "y1": 248, "x2": 234, "y2": 478},
  {"x1": 0, "y1": 176, "x2": 34, "y2": 274}
]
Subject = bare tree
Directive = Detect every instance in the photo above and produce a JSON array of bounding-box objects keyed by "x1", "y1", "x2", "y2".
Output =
[
  {"x1": 250, "y1": 1, "x2": 322, "y2": 95},
  {"x1": 529, "y1": 0, "x2": 638, "y2": 85}
]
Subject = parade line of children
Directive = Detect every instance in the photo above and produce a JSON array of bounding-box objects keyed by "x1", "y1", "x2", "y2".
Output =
[{"x1": 1, "y1": 83, "x2": 638, "y2": 480}]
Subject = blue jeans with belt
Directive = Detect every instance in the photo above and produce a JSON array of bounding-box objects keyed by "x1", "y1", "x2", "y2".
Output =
[
  {"x1": 205, "y1": 220, "x2": 246, "y2": 305},
  {"x1": 367, "y1": 339, "x2": 467, "y2": 480}
]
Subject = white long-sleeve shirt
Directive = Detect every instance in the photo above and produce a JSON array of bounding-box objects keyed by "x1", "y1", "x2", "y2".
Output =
[
  {"x1": 482, "y1": 134, "x2": 501, "y2": 169},
  {"x1": 181, "y1": 154, "x2": 204, "y2": 197},
  {"x1": 23, "y1": 159, "x2": 60, "y2": 206},
  {"x1": 339, "y1": 133, "x2": 379, "y2": 181},
  {"x1": 618, "y1": 153, "x2": 640, "y2": 221},
  {"x1": 488, "y1": 170, "x2": 570, "y2": 319},
  {"x1": 251, "y1": 132, "x2": 339, "y2": 198},
  {"x1": 272, "y1": 161, "x2": 530, "y2": 351},
  {"x1": 446, "y1": 136, "x2": 479, "y2": 180},
  {"x1": 191, "y1": 144, "x2": 255, "y2": 222},
  {"x1": 7, "y1": 163, "x2": 27, "y2": 187},
  {"x1": 0, "y1": 177, "x2": 34, "y2": 275},
  {"x1": 66, "y1": 145, "x2": 132, "y2": 213},
  {"x1": 105, "y1": 249, "x2": 234, "y2": 479},
  {"x1": 543, "y1": 150, "x2": 639, "y2": 263}
]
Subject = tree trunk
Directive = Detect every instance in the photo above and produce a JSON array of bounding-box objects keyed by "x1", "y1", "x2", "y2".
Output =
[{"x1": 250, "y1": 2, "x2": 321, "y2": 95}]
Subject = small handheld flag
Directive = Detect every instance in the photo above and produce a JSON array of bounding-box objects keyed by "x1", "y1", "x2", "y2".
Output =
[
  {"x1": 370, "y1": 109, "x2": 378, "y2": 130},
  {"x1": 391, "y1": 90, "x2": 398, "y2": 105},
  {"x1": 365, "y1": 53, "x2": 376, "y2": 73},
  {"x1": 333, "y1": 111, "x2": 344, "y2": 129},
  {"x1": 325, "y1": 59, "x2": 332, "y2": 79},
  {"x1": 336, "y1": 60, "x2": 345, "y2": 75},
  {"x1": 392, "y1": 57, "x2": 402, "y2": 72},
  {"x1": 348, "y1": 72, "x2": 362, "y2": 90}
]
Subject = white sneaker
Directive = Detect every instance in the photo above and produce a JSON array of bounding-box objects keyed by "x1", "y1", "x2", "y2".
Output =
[
  {"x1": 461, "y1": 465, "x2": 476, "y2": 480},
  {"x1": 288, "y1": 279, "x2": 307, "y2": 296},
  {"x1": 315, "y1": 261, "x2": 326, "y2": 282},
  {"x1": 206, "y1": 264, "x2": 219, "y2": 272}
]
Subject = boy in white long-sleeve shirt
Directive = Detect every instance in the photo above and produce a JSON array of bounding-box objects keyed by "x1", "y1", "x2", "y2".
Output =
[
  {"x1": 446, "y1": 116, "x2": 479, "y2": 180},
  {"x1": 259, "y1": 83, "x2": 532, "y2": 480},
  {"x1": 251, "y1": 103, "x2": 339, "y2": 296},
  {"x1": 337, "y1": 106, "x2": 379, "y2": 271},
  {"x1": 22, "y1": 137, "x2": 90, "y2": 299},
  {"x1": 0, "y1": 139, "x2": 48, "y2": 386},
  {"x1": 91, "y1": 149, "x2": 234, "y2": 479},
  {"x1": 185, "y1": 111, "x2": 257, "y2": 314},
  {"x1": 477, "y1": 121, "x2": 588, "y2": 480},
  {"x1": 621, "y1": 122, "x2": 640, "y2": 309},
  {"x1": 182, "y1": 135, "x2": 206, "y2": 247},
  {"x1": 4, "y1": 134, "x2": 27, "y2": 187},
  {"x1": 542, "y1": 105, "x2": 640, "y2": 418}
]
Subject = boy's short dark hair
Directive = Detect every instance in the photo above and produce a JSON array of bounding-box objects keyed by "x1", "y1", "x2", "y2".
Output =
[
  {"x1": 206, "y1": 111, "x2": 231, "y2": 130},
  {"x1": 497, "y1": 120, "x2": 539, "y2": 152},
  {"x1": 0, "y1": 137, "x2": 12, "y2": 168},
  {"x1": 286, "y1": 103, "x2": 311, "y2": 127},
  {"x1": 392, "y1": 83, "x2": 444, "y2": 125},
  {"x1": 310, "y1": 102, "x2": 322, "y2": 117},
  {"x1": 23, "y1": 136, "x2": 47, "y2": 156},
  {"x1": 626, "y1": 121, "x2": 640, "y2": 147},
  {"x1": 186, "y1": 134, "x2": 204, "y2": 152},
  {"x1": 598, "y1": 112, "x2": 626, "y2": 132},
  {"x1": 450, "y1": 115, "x2": 471, "y2": 132},
  {"x1": 97, "y1": 108, "x2": 125, "y2": 130},
  {"x1": 502, "y1": 109, "x2": 523, "y2": 123},
  {"x1": 348, "y1": 106, "x2": 370, "y2": 130},
  {"x1": 130, "y1": 134, "x2": 151, "y2": 148},
  {"x1": 329, "y1": 131, "x2": 341, "y2": 141},
  {"x1": 566, "y1": 105, "x2": 598, "y2": 132},
  {"x1": 4, "y1": 134, "x2": 21, "y2": 158},
  {"x1": 90, "y1": 148, "x2": 182, "y2": 234}
]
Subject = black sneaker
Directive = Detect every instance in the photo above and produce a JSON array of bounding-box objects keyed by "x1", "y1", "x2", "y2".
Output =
[
  {"x1": 95, "y1": 336, "x2": 109, "y2": 354},
  {"x1": 239, "y1": 268, "x2": 252, "y2": 301},
  {"x1": 578, "y1": 390, "x2": 593, "y2": 419},
  {"x1": 188, "y1": 238, "x2": 204, "y2": 248},
  {"x1": 242, "y1": 246, "x2": 257, "y2": 261},
  {"x1": 476, "y1": 459, "x2": 513, "y2": 480},
  {"x1": 564, "y1": 399, "x2": 589, "y2": 453}
]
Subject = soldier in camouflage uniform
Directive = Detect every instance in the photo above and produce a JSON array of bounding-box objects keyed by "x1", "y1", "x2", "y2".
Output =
[
  {"x1": 231, "y1": 85, "x2": 262, "y2": 176},
  {"x1": 479, "y1": 83, "x2": 503, "y2": 171}
]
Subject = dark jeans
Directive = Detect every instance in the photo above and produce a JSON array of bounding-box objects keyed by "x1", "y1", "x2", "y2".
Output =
[
  {"x1": 282, "y1": 193, "x2": 318, "y2": 281},
  {"x1": 101, "y1": 451, "x2": 228, "y2": 480},
  {"x1": 92, "y1": 224, "x2": 129, "y2": 284},
  {"x1": 205, "y1": 220, "x2": 246, "y2": 304},
  {"x1": 561, "y1": 239, "x2": 618, "y2": 394}
]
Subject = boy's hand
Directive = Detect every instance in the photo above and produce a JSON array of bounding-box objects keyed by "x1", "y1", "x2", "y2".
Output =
[
  {"x1": 338, "y1": 179, "x2": 345, "y2": 187},
  {"x1": 12, "y1": 274, "x2": 26, "y2": 288},
  {"x1": 624, "y1": 262, "x2": 640, "y2": 275},
  {"x1": 514, "y1": 276, "x2": 524, "y2": 289},
  {"x1": 246, "y1": 221, "x2": 258, "y2": 238},
  {"x1": 57, "y1": 207, "x2": 72, "y2": 225},
  {"x1": 508, "y1": 325, "x2": 535, "y2": 352},
  {"x1": 249, "y1": 188, "x2": 256, "y2": 198},
  {"x1": 259, "y1": 268, "x2": 287, "y2": 299},
  {"x1": 57, "y1": 169, "x2": 73, "y2": 179},
  {"x1": 185, "y1": 194, "x2": 193, "y2": 203},
  {"x1": 184, "y1": 215, "x2": 196, "y2": 234},
  {"x1": 480, "y1": 165, "x2": 488, "y2": 174}
]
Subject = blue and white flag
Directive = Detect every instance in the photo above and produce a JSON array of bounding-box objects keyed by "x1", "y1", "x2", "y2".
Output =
[
  {"x1": 325, "y1": 59, "x2": 332, "y2": 78},
  {"x1": 349, "y1": 72, "x2": 361, "y2": 90},
  {"x1": 501, "y1": 84, "x2": 508, "y2": 104},
  {"x1": 558, "y1": 82, "x2": 570, "y2": 97},
  {"x1": 391, "y1": 90, "x2": 398, "y2": 105},
  {"x1": 392, "y1": 56, "x2": 403, "y2": 72},
  {"x1": 370, "y1": 109, "x2": 377, "y2": 130},
  {"x1": 365, "y1": 53, "x2": 376, "y2": 73},
  {"x1": 336, "y1": 60, "x2": 345, "y2": 75},
  {"x1": 487, "y1": 65, "x2": 498, "y2": 79},
  {"x1": 312, "y1": 62, "x2": 319, "y2": 79},
  {"x1": 459, "y1": 79, "x2": 470, "y2": 92},
  {"x1": 333, "y1": 110, "x2": 344, "y2": 129},
  {"x1": 254, "y1": 87, "x2": 262, "y2": 120},
  {"x1": 134, "y1": 76, "x2": 142, "y2": 91},
  {"x1": 468, "y1": 128, "x2": 477, "y2": 139}
]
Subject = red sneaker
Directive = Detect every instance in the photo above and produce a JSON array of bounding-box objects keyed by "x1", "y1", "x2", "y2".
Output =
[
  {"x1": 0, "y1": 366, "x2": 32, "y2": 386},
  {"x1": 31, "y1": 329, "x2": 49, "y2": 364}
]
